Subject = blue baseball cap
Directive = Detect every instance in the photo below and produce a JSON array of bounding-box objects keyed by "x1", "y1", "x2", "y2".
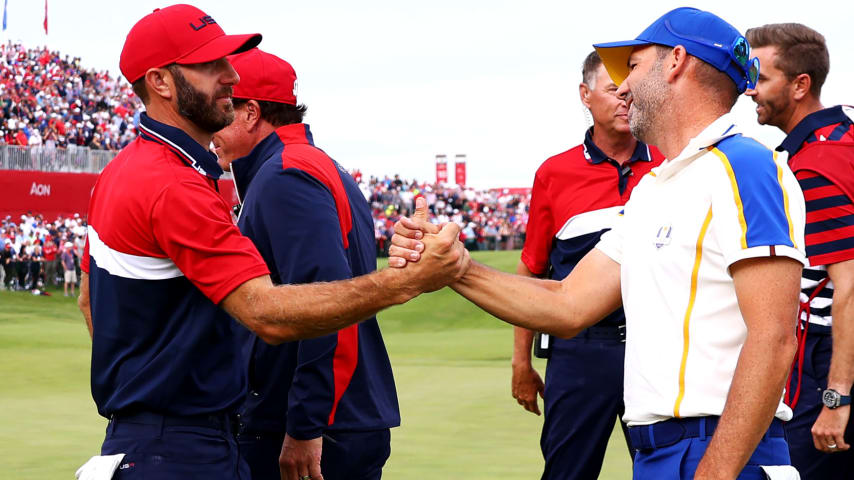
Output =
[{"x1": 593, "y1": 7, "x2": 758, "y2": 93}]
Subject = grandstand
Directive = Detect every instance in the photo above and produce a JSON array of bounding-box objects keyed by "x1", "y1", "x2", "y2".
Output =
[{"x1": 0, "y1": 41, "x2": 531, "y2": 291}]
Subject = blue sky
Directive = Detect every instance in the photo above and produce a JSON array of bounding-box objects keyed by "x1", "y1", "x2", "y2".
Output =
[{"x1": 3, "y1": 0, "x2": 853, "y2": 188}]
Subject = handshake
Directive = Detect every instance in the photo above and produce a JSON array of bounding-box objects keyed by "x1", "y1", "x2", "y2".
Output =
[
  {"x1": 387, "y1": 197, "x2": 615, "y2": 341},
  {"x1": 386, "y1": 196, "x2": 472, "y2": 295}
]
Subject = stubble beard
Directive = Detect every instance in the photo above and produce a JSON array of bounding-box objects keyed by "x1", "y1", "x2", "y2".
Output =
[
  {"x1": 628, "y1": 61, "x2": 669, "y2": 145},
  {"x1": 756, "y1": 94, "x2": 790, "y2": 129},
  {"x1": 171, "y1": 67, "x2": 235, "y2": 134}
]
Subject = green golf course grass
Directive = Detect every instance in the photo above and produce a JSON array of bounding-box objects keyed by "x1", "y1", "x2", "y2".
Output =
[{"x1": 0, "y1": 250, "x2": 632, "y2": 479}]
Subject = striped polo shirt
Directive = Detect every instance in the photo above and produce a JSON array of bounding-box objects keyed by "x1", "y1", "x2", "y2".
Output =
[{"x1": 778, "y1": 105, "x2": 854, "y2": 328}]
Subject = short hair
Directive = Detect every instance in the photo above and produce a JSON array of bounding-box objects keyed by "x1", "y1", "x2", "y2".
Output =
[
  {"x1": 746, "y1": 23, "x2": 829, "y2": 97},
  {"x1": 653, "y1": 45, "x2": 738, "y2": 110},
  {"x1": 132, "y1": 77, "x2": 149, "y2": 104},
  {"x1": 581, "y1": 51, "x2": 603, "y2": 87},
  {"x1": 692, "y1": 58, "x2": 739, "y2": 109},
  {"x1": 232, "y1": 98, "x2": 307, "y2": 127}
]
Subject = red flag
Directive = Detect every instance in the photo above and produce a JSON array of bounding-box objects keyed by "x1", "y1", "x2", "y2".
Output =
[
  {"x1": 454, "y1": 154, "x2": 466, "y2": 186},
  {"x1": 435, "y1": 154, "x2": 448, "y2": 184},
  {"x1": 43, "y1": 0, "x2": 48, "y2": 34}
]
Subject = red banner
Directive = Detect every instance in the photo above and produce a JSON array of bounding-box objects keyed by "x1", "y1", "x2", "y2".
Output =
[
  {"x1": 455, "y1": 161, "x2": 466, "y2": 186},
  {"x1": 436, "y1": 155, "x2": 448, "y2": 184},
  {"x1": 0, "y1": 170, "x2": 98, "y2": 220},
  {"x1": 0, "y1": 170, "x2": 240, "y2": 221}
]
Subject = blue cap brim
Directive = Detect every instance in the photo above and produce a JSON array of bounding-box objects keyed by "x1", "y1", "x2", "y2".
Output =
[{"x1": 593, "y1": 39, "x2": 651, "y2": 86}]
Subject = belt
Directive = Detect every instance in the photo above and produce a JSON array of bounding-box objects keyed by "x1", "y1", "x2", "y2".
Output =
[
  {"x1": 110, "y1": 411, "x2": 236, "y2": 432},
  {"x1": 628, "y1": 416, "x2": 784, "y2": 451},
  {"x1": 577, "y1": 324, "x2": 626, "y2": 342}
]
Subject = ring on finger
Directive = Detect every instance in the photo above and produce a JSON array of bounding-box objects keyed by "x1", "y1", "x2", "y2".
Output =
[
  {"x1": 300, "y1": 476, "x2": 312, "y2": 480},
  {"x1": 828, "y1": 443, "x2": 838, "y2": 449}
]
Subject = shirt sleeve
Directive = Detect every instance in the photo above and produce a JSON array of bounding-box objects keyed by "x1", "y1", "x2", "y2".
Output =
[
  {"x1": 245, "y1": 167, "x2": 356, "y2": 439},
  {"x1": 709, "y1": 148, "x2": 806, "y2": 270},
  {"x1": 594, "y1": 204, "x2": 626, "y2": 265},
  {"x1": 796, "y1": 169, "x2": 854, "y2": 266},
  {"x1": 150, "y1": 179, "x2": 270, "y2": 304},
  {"x1": 520, "y1": 171, "x2": 554, "y2": 275}
]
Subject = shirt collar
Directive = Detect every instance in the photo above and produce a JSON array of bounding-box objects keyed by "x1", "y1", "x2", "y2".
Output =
[
  {"x1": 656, "y1": 113, "x2": 739, "y2": 179},
  {"x1": 582, "y1": 127, "x2": 652, "y2": 165},
  {"x1": 136, "y1": 112, "x2": 224, "y2": 180},
  {"x1": 777, "y1": 105, "x2": 851, "y2": 156},
  {"x1": 231, "y1": 123, "x2": 315, "y2": 202}
]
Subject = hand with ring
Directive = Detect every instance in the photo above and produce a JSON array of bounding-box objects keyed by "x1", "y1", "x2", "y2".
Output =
[
  {"x1": 280, "y1": 434, "x2": 324, "y2": 480},
  {"x1": 811, "y1": 404, "x2": 851, "y2": 453}
]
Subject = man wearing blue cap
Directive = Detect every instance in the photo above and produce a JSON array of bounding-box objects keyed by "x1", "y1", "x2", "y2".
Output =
[{"x1": 389, "y1": 7, "x2": 805, "y2": 479}]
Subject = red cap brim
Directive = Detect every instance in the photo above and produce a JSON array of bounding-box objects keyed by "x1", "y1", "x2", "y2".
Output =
[{"x1": 176, "y1": 33, "x2": 262, "y2": 66}]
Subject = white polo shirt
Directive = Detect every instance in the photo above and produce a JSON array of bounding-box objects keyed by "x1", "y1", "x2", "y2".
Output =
[{"x1": 596, "y1": 114, "x2": 807, "y2": 426}]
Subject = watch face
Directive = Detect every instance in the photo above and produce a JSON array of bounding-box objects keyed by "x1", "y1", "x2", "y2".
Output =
[{"x1": 823, "y1": 389, "x2": 840, "y2": 408}]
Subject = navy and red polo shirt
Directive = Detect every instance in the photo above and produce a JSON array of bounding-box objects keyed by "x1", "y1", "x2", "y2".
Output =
[
  {"x1": 231, "y1": 123, "x2": 399, "y2": 439},
  {"x1": 521, "y1": 128, "x2": 664, "y2": 327},
  {"x1": 778, "y1": 105, "x2": 854, "y2": 328},
  {"x1": 82, "y1": 112, "x2": 270, "y2": 418}
]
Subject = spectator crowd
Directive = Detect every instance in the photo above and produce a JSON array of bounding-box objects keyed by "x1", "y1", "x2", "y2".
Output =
[
  {"x1": 1, "y1": 212, "x2": 87, "y2": 296},
  {"x1": 0, "y1": 42, "x2": 139, "y2": 151},
  {"x1": 356, "y1": 172, "x2": 531, "y2": 256},
  {"x1": 0, "y1": 42, "x2": 531, "y2": 272},
  {"x1": 1, "y1": 173, "x2": 531, "y2": 290}
]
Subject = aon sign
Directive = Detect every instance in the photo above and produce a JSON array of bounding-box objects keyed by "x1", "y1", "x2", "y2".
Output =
[{"x1": 30, "y1": 182, "x2": 51, "y2": 196}]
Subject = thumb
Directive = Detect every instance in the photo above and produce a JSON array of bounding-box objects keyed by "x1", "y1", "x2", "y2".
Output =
[
  {"x1": 413, "y1": 196, "x2": 429, "y2": 221},
  {"x1": 437, "y1": 222, "x2": 461, "y2": 241}
]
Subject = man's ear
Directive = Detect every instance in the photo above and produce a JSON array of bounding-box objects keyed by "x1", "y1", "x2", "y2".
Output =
[
  {"x1": 579, "y1": 82, "x2": 592, "y2": 109},
  {"x1": 145, "y1": 67, "x2": 174, "y2": 101},
  {"x1": 791, "y1": 73, "x2": 812, "y2": 102},
  {"x1": 662, "y1": 46, "x2": 690, "y2": 84},
  {"x1": 244, "y1": 99, "x2": 262, "y2": 131}
]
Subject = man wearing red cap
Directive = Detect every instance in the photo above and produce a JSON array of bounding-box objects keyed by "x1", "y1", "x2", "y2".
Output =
[
  {"x1": 77, "y1": 5, "x2": 468, "y2": 479},
  {"x1": 211, "y1": 48, "x2": 399, "y2": 480}
]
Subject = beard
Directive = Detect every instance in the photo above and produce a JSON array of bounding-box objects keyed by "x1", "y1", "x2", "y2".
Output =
[
  {"x1": 171, "y1": 66, "x2": 235, "y2": 134},
  {"x1": 755, "y1": 93, "x2": 790, "y2": 128},
  {"x1": 628, "y1": 60, "x2": 670, "y2": 145}
]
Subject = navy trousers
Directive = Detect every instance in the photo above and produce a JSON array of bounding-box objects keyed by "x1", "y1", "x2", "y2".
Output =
[
  {"x1": 102, "y1": 411, "x2": 248, "y2": 480},
  {"x1": 540, "y1": 335, "x2": 629, "y2": 480},
  {"x1": 238, "y1": 429, "x2": 391, "y2": 480},
  {"x1": 785, "y1": 331, "x2": 854, "y2": 479}
]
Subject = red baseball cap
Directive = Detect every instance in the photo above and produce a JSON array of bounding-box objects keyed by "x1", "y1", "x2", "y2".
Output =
[
  {"x1": 229, "y1": 48, "x2": 297, "y2": 105},
  {"x1": 120, "y1": 4, "x2": 262, "y2": 83}
]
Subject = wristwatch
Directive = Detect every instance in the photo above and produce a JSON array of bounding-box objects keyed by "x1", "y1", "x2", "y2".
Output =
[{"x1": 822, "y1": 389, "x2": 852, "y2": 409}]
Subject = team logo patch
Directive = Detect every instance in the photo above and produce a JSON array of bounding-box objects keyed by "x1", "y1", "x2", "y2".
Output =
[
  {"x1": 654, "y1": 225, "x2": 673, "y2": 248},
  {"x1": 189, "y1": 15, "x2": 216, "y2": 31}
]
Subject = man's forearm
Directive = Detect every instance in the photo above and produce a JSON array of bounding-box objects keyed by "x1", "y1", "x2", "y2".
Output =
[
  {"x1": 512, "y1": 260, "x2": 540, "y2": 367},
  {"x1": 224, "y1": 268, "x2": 417, "y2": 345},
  {"x1": 77, "y1": 271, "x2": 93, "y2": 339},
  {"x1": 452, "y1": 249, "x2": 622, "y2": 338},
  {"x1": 513, "y1": 327, "x2": 535, "y2": 366},
  {"x1": 828, "y1": 284, "x2": 854, "y2": 395},
  {"x1": 696, "y1": 332, "x2": 795, "y2": 477},
  {"x1": 695, "y1": 256, "x2": 800, "y2": 478}
]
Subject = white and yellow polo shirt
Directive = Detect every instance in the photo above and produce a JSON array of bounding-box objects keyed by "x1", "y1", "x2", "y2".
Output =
[{"x1": 596, "y1": 113, "x2": 807, "y2": 426}]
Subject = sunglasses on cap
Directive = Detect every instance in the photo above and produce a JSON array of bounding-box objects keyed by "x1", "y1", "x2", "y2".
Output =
[
  {"x1": 731, "y1": 36, "x2": 760, "y2": 89},
  {"x1": 663, "y1": 20, "x2": 760, "y2": 91}
]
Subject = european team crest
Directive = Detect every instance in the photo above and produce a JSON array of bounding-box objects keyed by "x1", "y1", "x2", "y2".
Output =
[{"x1": 655, "y1": 225, "x2": 673, "y2": 248}]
